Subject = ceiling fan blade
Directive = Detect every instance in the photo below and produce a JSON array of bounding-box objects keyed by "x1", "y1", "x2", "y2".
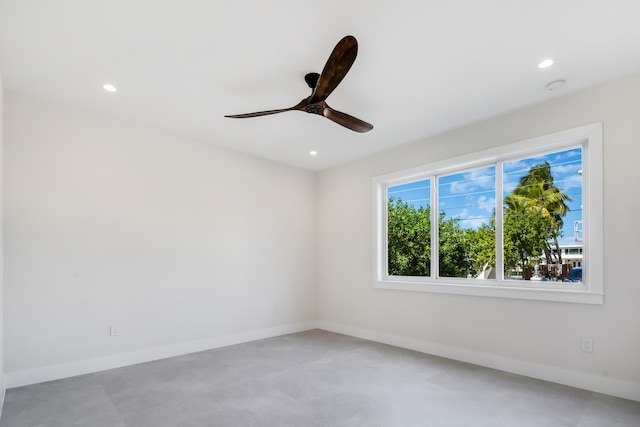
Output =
[
  {"x1": 309, "y1": 35, "x2": 358, "y2": 104},
  {"x1": 324, "y1": 105, "x2": 373, "y2": 133},
  {"x1": 226, "y1": 98, "x2": 309, "y2": 119},
  {"x1": 225, "y1": 108, "x2": 293, "y2": 119}
]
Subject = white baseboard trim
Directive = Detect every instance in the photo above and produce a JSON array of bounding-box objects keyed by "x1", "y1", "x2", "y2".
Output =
[
  {"x1": 316, "y1": 321, "x2": 640, "y2": 403},
  {"x1": 6, "y1": 321, "x2": 639, "y2": 403},
  {"x1": 5, "y1": 322, "x2": 316, "y2": 389},
  {"x1": 0, "y1": 374, "x2": 6, "y2": 417}
]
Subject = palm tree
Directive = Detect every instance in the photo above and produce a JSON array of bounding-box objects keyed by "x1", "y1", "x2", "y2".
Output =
[{"x1": 505, "y1": 162, "x2": 572, "y2": 265}]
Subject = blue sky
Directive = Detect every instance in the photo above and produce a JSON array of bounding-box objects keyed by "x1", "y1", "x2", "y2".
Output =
[{"x1": 388, "y1": 147, "x2": 583, "y2": 246}]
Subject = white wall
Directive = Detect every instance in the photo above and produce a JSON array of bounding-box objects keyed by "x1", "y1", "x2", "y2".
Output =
[
  {"x1": 3, "y1": 74, "x2": 640, "y2": 400},
  {"x1": 316, "y1": 73, "x2": 640, "y2": 399},
  {"x1": 3, "y1": 92, "x2": 316, "y2": 384},
  {"x1": 0, "y1": 73, "x2": 6, "y2": 407}
]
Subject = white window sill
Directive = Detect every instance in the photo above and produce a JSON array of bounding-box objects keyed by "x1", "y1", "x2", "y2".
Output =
[{"x1": 374, "y1": 279, "x2": 604, "y2": 304}]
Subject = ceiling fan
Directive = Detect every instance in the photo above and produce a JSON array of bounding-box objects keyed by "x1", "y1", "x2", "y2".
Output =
[{"x1": 225, "y1": 35, "x2": 373, "y2": 133}]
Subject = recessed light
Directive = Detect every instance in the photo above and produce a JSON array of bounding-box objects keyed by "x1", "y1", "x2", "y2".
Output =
[
  {"x1": 538, "y1": 59, "x2": 554, "y2": 69},
  {"x1": 103, "y1": 84, "x2": 117, "y2": 92},
  {"x1": 546, "y1": 79, "x2": 566, "y2": 91},
  {"x1": 309, "y1": 150, "x2": 318, "y2": 156}
]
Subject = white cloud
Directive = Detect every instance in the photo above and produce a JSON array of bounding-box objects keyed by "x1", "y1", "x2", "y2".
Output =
[
  {"x1": 475, "y1": 195, "x2": 496, "y2": 214},
  {"x1": 457, "y1": 208, "x2": 492, "y2": 229},
  {"x1": 449, "y1": 168, "x2": 495, "y2": 194}
]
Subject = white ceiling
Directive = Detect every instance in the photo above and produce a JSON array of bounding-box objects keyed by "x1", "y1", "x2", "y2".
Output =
[{"x1": 1, "y1": 1, "x2": 640, "y2": 171}]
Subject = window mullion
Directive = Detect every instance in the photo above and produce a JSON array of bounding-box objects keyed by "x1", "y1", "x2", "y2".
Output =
[
  {"x1": 383, "y1": 184, "x2": 390, "y2": 279},
  {"x1": 495, "y1": 161, "x2": 504, "y2": 281},
  {"x1": 431, "y1": 176, "x2": 438, "y2": 279}
]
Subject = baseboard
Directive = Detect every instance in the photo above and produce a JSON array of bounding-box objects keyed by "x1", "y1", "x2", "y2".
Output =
[
  {"x1": 0, "y1": 374, "x2": 6, "y2": 418},
  {"x1": 316, "y1": 321, "x2": 640, "y2": 403},
  {"x1": 5, "y1": 321, "x2": 316, "y2": 389},
  {"x1": 6, "y1": 321, "x2": 639, "y2": 403}
]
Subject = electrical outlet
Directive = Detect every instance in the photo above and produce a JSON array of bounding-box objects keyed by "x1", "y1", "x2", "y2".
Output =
[
  {"x1": 582, "y1": 338, "x2": 593, "y2": 352},
  {"x1": 110, "y1": 325, "x2": 119, "y2": 337}
]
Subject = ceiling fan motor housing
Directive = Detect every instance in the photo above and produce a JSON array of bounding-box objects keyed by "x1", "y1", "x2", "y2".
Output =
[{"x1": 305, "y1": 103, "x2": 324, "y2": 115}]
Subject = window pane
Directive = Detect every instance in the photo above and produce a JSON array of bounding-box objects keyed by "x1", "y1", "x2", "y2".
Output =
[
  {"x1": 502, "y1": 147, "x2": 583, "y2": 282},
  {"x1": 387, "y1": 180, "x2": 431, "y2": 276},
  {"x1": 437, "y1": 166, "x2": 496, "y2": 278}
]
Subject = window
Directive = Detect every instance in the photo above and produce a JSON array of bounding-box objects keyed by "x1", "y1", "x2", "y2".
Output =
[
  {"x1": 373, "y1": 123, "x2": 603, "y2": 304},
  {"x1": 438, "y1": 166, "x2": 496, "y2": 279},
  {"x1": 387, "y1": 179, "x2": 431, "y2": 277},
  {"x1": 502, "y1": 148, "x2": 583, "y2": 282}
]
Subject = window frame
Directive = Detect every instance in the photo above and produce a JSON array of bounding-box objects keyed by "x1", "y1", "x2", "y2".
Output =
[{"x1": 373, "y1": 123, "x2": 603, "y2": 304}]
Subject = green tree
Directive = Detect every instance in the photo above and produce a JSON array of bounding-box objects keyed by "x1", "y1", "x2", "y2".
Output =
[
  {"x1": 387, "y1": 198, "x2": 477, "y2": 277},
  {"x1": 503, "y1": 211, "x2": 554, "y2": 277},
  {"x1": 468, "y1": 222, "x2": 496, "y2": 275},
  {"x1": 387, "y1": 197, "x2": 430, "y2": 276},
  {"x1": 438, "y1": 213, "x2": 474, "y2": 278}
]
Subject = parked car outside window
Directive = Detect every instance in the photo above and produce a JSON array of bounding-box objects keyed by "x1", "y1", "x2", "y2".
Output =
[{"x1": 563, "y1": 267, "x2": 582, "y2": 282}]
